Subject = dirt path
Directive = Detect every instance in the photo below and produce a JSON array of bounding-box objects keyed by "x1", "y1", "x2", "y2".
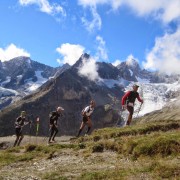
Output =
[{"x1": 0, "y1": 135, "x2": 73, "y2": 148}]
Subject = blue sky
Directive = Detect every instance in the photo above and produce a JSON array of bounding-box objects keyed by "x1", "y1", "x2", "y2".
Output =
[{"x1": 0, "y1": 0, "x2": 180, "y2": 74}]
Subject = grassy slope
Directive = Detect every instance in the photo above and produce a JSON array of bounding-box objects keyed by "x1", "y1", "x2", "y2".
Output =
[{"x1": 0, "y1": 120, "x2": 179, "y2": 180}]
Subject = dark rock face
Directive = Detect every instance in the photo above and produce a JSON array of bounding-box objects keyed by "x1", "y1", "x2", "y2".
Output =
[
  {"x1": 97, "y1": 62, "x2": 119, "y2": 79},
  {"x1": 0, "y1": 57, "x2": 56, "y2": 90},
  {"x1": 0, "y1": 54, "x2": 123, "y2": 136},
  {"x1": 0, "y1": 57, "x2": 70, "y2": 110}
]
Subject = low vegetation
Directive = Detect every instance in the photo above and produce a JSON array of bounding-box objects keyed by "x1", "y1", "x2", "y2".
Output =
[{"x1": 0, "y1": 119, "x2": 179, "y2": 179}]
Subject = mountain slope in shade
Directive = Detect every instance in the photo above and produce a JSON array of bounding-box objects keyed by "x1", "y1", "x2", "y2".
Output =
[
  {"x1": 0, "y1": 54, "x2": 123, "y2": 136},
  {"x1": 0, "y1": 57, "x2": 70, "y2": 109},
  {"x1": 0, "y1": 53, "x2": 180, "y2": 136}
]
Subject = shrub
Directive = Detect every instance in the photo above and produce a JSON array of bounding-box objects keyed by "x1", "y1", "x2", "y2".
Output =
[
  {"x1": 92, "y1": 143, "x2": 104, "y2": 153},
  {"x1": 25, "y1": 144, "x2": 37, "y2": 152}
]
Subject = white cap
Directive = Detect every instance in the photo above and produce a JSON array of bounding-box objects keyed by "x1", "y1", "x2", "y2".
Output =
[{"x1": 57, "y1": 106, "x2": 64, "y2": 111}]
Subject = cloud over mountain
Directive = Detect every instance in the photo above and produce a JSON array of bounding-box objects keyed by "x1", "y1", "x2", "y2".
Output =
[
  {"x1": 78, "y1": 57, "x2": 101, "y2": 81},
  {"x1": 0, "y1": 44, "x2": 30, "y2": 62},
  {"x1": 56, "y1": 43, "x2": 85, "y2": 65}
]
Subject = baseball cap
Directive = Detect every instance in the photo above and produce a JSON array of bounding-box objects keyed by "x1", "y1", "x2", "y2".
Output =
[{"x1": 133, "y1": 84, "x2": 139, "y2": 88}]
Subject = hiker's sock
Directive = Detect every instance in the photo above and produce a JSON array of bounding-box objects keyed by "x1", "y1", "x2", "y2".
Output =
[
  {"x1": 77, "y1": 129, "x2": 82, "y2": 137},
  {"x1": 17, "y1": 136, "x2": 23, "y2": 146},
  {"x1": 13, "y1": 139, "x2": 18, "y2": 147},
  {"x1": 86, "y1": 127, "x2": 91, "y2": 134}
]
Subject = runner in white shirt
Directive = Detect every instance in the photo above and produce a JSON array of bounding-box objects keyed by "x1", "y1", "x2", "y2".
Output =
[{"x1": 76, "y1": 100, "x2": 95, "y2": 137}]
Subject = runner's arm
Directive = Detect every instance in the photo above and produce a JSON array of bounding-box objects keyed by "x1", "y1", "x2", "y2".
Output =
[
  {"x1": 121, "y1": 91, "x2": 131, "y2": 105},
  {"x1": 137, "y1": 95, "x2": 143, "y2": 103}
]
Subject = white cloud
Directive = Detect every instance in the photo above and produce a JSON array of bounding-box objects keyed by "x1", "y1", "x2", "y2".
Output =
[
  {"x1": 78, "y1": 57, "x2": 101, "y2": 81},
  {"x1": 78, "y1": 0, "x2": 122, "y2": 10},
  {"x1": 78, "y1": 0, "x2": 180, "y2": 23},
  {"x1": 81, "y1": 6, "x2": 102, "y2": 32},
  {"x1": 143, "y1": 27, "x2": 180, "y2": 74},
  {"x1": 19, "y1": 0, "x2": 66, "y2": 16},
  {"x1": 112, "y1": 59, "x2": 121, "y2": 66},
  {"x1": 95, "y1": 35, "x2": 108, "y2": 60},
  {"x1": 126, "y1": 54, "x2": 139, "y2": 66},
  {"x1": 56, "y1": 43, "x2": 85, "y2": 65},
  {"x1": 0, "y1": 44, "x2": 30, "y2": 62},
  {"x1": 124, "y1": 0, "x2": 180, "y2": 24}
]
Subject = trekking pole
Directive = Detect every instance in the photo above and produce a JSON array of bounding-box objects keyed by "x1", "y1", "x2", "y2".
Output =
[
  {"x1": 136, "y1": 84, "x2": 144, "y2": 119},
  {"x1": 36, "y1": 117, "x2": 40, "y2": 144},
  {"x1": 115, "y1": 110, "x2": 122, "y2": 126},
  {"x1": 43, "y1": 120, "x2": 50, "y2": 143},
  {"x1": 29, "y1": 121, "x2": 32, "y2": 144},
  {"x1": 136, "y1": 103, "x2": 142, "y2": 118},
  {"x1": 115, "y1": 107, "x2": 126, "y2": 127}
]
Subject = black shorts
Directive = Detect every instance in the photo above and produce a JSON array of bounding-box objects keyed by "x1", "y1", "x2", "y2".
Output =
[
  {"x1": 15, "y1": 128, "x2": 22, "y2": 136},
  {"x1": 82, "y1": 116, "x2": 89, "y2": 123},
  {"x1": 127, "y1": 106, "x2": 134, "y2": 116}
]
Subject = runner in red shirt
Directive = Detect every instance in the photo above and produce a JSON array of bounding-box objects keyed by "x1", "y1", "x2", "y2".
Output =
[{"x1": 121, "y1": 84, "x2": 143, "y2": 126}]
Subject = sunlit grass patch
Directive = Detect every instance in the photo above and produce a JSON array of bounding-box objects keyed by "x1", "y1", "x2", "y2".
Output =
[
  {"x1": 91, "y1": 120, "x2": 180, "y2": 139},
  {"x1": 42, "y1": 171, "x2": 68, "y2": 180},
  {"x1": 83, "y1": 131, "x2": 180, "y2": 159}
]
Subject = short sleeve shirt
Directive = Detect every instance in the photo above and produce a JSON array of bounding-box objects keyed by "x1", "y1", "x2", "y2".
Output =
[{"x1": 84, "y1": 106, "x2": 94, "y2": 117}]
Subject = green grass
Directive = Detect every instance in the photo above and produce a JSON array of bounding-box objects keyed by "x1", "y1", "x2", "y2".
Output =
[
  {"x1": 78, "y1": 157, "x2": 180, "y2": 180},
  {"x1": 79, "y1": 171, "x2": 125, "y2": 180},
  {"x1": 75, "y1": 120, "x2": 180, "y2": 157},
  {"x1": 0, "y1": 143, "x2": 78, "y2": 167},
  {"x1": 42, "y1": 172, "x2": 68, "y2": 180},
  {"x1": 87, "y1": 131, "x2": 180, "y2": 158},
  {"x1": 90, "y1": 120, "x2": 180, "y2": 140},
  {"x1": 0, "y1": 119, "x2": 179, "y2": 179},
  {"x1": 72, "y1": 120, "x2": 180, "y2": 179}
]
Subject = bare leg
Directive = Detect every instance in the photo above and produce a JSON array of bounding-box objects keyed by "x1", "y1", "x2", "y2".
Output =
[
  {"x1": 52, "y1": 127, "x2": 58, "y2": 141},
  {"x1": 17, "y1": 135, "x2": 24, "y2": 146},
  {"x1": 126, "y1": 114, "x2": 132, "y2": 126},
  {"x1": 86, "y1": 119, "x2": 92, "y2": 134},
  {"x1": 48, "y1": 126, "x2": 54, "y2": 143},
  {"x1": 77, "y1": 122, "x2": 85, "y2": 137},
  {"x1": 14, "y1": 136, "x2": 20, "y2": 147}
]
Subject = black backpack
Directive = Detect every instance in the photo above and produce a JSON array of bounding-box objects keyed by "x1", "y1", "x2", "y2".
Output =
[{"x1": 49, "y1": 111, "x2": 56, "y2": 119}]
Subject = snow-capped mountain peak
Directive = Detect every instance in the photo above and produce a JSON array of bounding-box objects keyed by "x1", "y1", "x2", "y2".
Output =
[
  {"x1": 0, "y1": 57, "x2": 61, "y2": 109},
  {"x1": 126, "y1": 57, "x2": 138, "y2": 68}
]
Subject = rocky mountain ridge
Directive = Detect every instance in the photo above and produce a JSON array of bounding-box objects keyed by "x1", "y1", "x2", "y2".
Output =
[
  {"x1": 0, "y1": 53, "x2": 180, "y2": 136},
  {"x1": 0, "y1": 57, "x2": 70, "y2": 109}
]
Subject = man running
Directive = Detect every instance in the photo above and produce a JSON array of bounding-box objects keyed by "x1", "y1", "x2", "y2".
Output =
[
  {"x1": 48, "y1": 106, "x2": 64, "y2": 144},
  {"x1": 13, "y1": 111, "x2": 31, "y2": 147},
  {"x1": 121, "y1": 84, "x2": 143, "y2": 126},
  {"x1": 76, "y1": 100, "x2": 96, "y2": 137}
]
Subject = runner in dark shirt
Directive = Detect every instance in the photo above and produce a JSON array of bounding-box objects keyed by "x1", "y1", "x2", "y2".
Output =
[
  {"x1": 13, "y1": 111, "x2": 30, "y2": 146},
  {"x1": 48, "y1": 106, "x2": 64, "y2": 144}
]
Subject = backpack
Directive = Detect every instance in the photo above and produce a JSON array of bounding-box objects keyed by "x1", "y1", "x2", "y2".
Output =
[
  {"x1": 126, "y1": 91, "x2": 139, "y2": 104},
  {"x1": 49, "y1": 111, "x2": 56, "y2": 119}
]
